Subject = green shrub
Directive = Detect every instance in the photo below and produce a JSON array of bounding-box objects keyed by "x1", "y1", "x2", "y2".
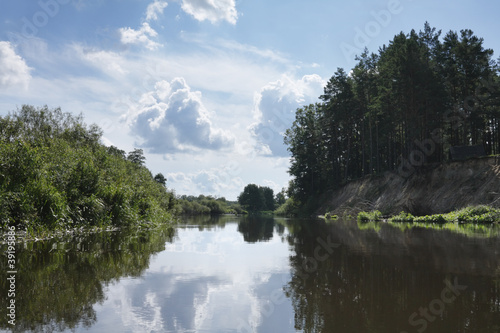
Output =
[
  {"x1": 414, "y1": 214, "x2": 447, "y2": 224},
  {"x1": 389, "y1": 211, "x2": 415, "y2": 223},
  {"x1": 357, "y1": 210, "x2": 382, "y2": 222},
  {"x1": 388, "y1": 205, "x2": 500, "y2": 225},
  {"x1": 0, "y1": 105, "x2": 176, "y2": 233},
  {"x1": 453, "y1": 205, "x2": 500, "y2": 224},
  {"x1": 275, "y1": 198, "x2": 299, "y2": 217},
  {"x1": 325, "y1": 213, "x2": 338, "y2": 220}
]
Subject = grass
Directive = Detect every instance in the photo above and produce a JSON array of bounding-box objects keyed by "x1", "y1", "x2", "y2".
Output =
[
  {"x1": 386, "y1": 205, "x2": 500, "y2": 224},
  {"x1": 357, "y1": 210, "x2": 382, "y2": 222},
  {"x1": 356, "y1": 205, "x2": 500, "y2": 227},
  {"x1": 324, "y1": 212, "x2": 338, "y2": 220},
  {"x1": 389, "y1": 211, "x2": 415, "y2": 223}
]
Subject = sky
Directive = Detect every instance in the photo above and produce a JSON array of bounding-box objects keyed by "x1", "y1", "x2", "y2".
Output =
[{"x1": 1, "y1": 0, "x2": 499, "y2": 200}]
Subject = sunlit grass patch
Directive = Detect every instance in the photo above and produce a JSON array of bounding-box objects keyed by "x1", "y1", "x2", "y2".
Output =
[
  {"x1": 389, "y1": 211, "x2": 415, "y2": 222},
  {"x1": 357, "y1": 210, "x2": 382, "y2": 222},
  {"x1": 386, "y1": 206, "x2": 500, "y2": 225}
]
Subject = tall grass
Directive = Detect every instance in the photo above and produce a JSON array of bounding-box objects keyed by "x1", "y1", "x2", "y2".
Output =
[
  {"x1": 357, "y1": 210, "x2": 382, "y2": 222},
  {"x1": 388, "y1": 206, "x2": 500, "y2": 224},
  {"x1": 0, "y1": 105, "x2": 176, "y2": 234}
]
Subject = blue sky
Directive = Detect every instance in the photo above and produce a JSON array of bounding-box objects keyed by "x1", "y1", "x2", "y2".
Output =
[{"x1": 1, "y1": 0, "x2": 499, "y2": 200}]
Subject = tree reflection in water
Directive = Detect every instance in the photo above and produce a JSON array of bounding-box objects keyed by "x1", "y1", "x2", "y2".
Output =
[
  {"x1": 284, "y1": 219, "x2": 500, "y2": 333},
  {"x1": 0, "y1": 227, "x2": 175, "y2": 333},
  {"x1": 1, "y1": 217, "x2": 499, "y2": 332}
]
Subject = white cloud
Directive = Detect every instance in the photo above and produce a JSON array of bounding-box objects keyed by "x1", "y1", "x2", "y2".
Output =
[
  {"x1": 119, "y1": 22, "x2": 161, "y2": 50},
  {"x1": 0, "y1": 41, "x2": 31, "y2": 90},
  {"x1": 168, "y1": 166, "x2": 244, "y2": 197},
  {"x1": 118, "y1": 1, "x2": 167, "y2": 50},
  {"x1": 72, "y1": 44, "x2": 128, "y2": 76},
  {"x1": 181, "y1": 0, "x2": 238, "y2": 24},
  {"x1": 146, "y1": 0, "x2": 168, "y2": 21},
  {"x1": 180, "y1": 34, "x2": 290, "y2": 65},
  {"x1": 250, "y1": 74, "x2": 325, "y2": 156},
  {"x1": 126, "y1": 77, "x2": 235, "y2": 154}
]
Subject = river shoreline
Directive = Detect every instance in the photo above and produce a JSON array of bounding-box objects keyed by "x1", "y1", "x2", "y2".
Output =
[
  {"x1": 319, "y1": 156, "x2": 500, "y2": 218},
  {"x1": 0, "y1": 222, "x2": 175, "y2": 244}
]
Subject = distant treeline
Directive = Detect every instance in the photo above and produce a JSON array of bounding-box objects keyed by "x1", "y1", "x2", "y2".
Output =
[
  {"x1": 0, "y1": 105, "x2": 176, "y2": 232},
  {"x1": 236, "y1": 184, "x2": 287, "y2": 213},
  {"x1": 177, "y1": 185, "x2": 288, "y2": 215},
  {"x1": 284, "y1": 23, "x2": 500, "y2": 210},
  {"x1": 175, "y1": 195, "x2": 245, "y2": 215}
]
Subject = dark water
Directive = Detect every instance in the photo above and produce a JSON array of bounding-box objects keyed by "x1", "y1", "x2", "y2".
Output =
[{"x1": 1, "y1": 216, "x2": 500, "y2": 332}]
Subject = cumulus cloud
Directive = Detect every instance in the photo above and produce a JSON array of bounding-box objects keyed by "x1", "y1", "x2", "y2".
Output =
[
  {"x1": 127, "y1": 77, "x2": 234, "y2": 153},
  {"x1": 146, "y1": 0, "x2": 168, "y2": 21},
  {"x1": 0, "y1": 41, "x2": 31, "y2": 89},
  {"x1": 181, "y1": 0, "x2": 238, "y2": 24},
  {"x1": 119, "y1": 22, "x2": 161, "y2": 50},
  {"x1": 250, "y1": 74, "x2": 325, "y2": 156},
  {"x1": 168, "y1": 167, "x2": 244, "y2": 198}
]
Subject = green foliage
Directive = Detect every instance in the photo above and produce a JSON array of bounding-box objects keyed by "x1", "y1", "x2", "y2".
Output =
[
  {"x1": 275, "y1": 188, "x2": 287, "y2": 206},
  {"x1": 0, "y1": 105, "x2": 176, "y2": 233},
  {"x1": 0, "y1": 226, "x2": 175, "y2": 331},
  {"x1": 175, "y1": 194, "x2": 242, "y2": 215},
  {"x1": 154, "y1": 173, "x2": 167, "y2": 186},
  {"x1": 357, "y1": 210, "x2": 382, "y2": 222},
  {"x1": 441, "y1": 205, "x2": 500, "y2": 224},
  {"x1": 275, "y1": 198, "x2": 299, "y2": 217},
  {"x1": 284, "y1": 23, "x2": 500, "y2": 212},
  {"x1": 414, "y1": 214, "x2": 447, "y2": 224},
  {"x1": 261, "y1": 186, "x2": 276, "y2": 211},
  {"x1": 237, "y1": 184, "x2": 275, "y2": 212},
  {"x1": 324, "y1": 213, "x2": 338, "y2": 220},
  {"x1": 388, "y1": 206, "x2": 500, "y2": 224},
  {"x1": 389, "y1": 211, "x2": 415, "y2": 222},
  {"x1": 127, "y1": 148, "x2": 146, "y2": 166}
]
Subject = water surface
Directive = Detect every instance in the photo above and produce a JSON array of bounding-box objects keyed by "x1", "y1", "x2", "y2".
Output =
[{"x1": 1, "y1": 216, "x2": 499, "y2": 332}]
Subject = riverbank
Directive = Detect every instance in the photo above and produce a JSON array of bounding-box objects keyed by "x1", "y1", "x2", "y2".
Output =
[
  {"x1": 355, "y1": 205, "x2": 500, "y2": 224},
  {"x1": 0, "y1": 220, "x2": 177, "y2": 244},
  {"x1": 319, "y1": 156, "x2": 500, "y2": 218},
  {"x1": 0, "y1": 106, "x2": 177, "y2": 235}
]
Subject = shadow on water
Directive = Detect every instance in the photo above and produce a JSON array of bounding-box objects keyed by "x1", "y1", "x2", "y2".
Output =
[
  {"x1": 0, "y1": 226, "x2": 175, "y2": 333},
  {"x1": 284, "y1": 218, "x2": 500, "y2": 333}
]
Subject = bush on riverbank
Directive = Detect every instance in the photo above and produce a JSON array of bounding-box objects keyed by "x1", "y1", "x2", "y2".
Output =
[
  {"x1": 381, "y1": 206, "x2": 500, "y2": 224},
  {"x1": 389, "y1": 211, "x2": 416, "y2": 222},
  {"x1": 357, "y1": 210, "x2": 383, "y2": 222},
  {"x1": 275, "y1": 198, "x2": 300, "y2": 217},
  {"x1": 0, "y1": 105, "x2": 176, "y2": 233}
]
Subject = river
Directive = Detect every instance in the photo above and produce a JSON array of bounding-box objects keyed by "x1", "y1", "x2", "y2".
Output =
[{"x1": 1, "y1": 215, "x2": 500, "y2": 332}]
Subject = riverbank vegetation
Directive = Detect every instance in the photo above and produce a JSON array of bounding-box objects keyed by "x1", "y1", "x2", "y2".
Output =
[
  {"x1": 283, "y1": 23, "x2": 500, "y2": 215},
  {"x1": 237, "y1": 184, "x2": 275, "y2": 213},
  {"x1": 0, "y1": 105, "x2": 176, "y2": 234},
  {"x1": 0, "y1": 226, "x2": 175, "y2": 331},
  {"x1": 236, "y1": 184, "x2": 289, "y2": 215},
  {"x1": 175, "y1": 195, "x2": 245, "y2": 215},
  {"x1": 356, "y1": 205, "x2": 500, "y2": 224}
]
